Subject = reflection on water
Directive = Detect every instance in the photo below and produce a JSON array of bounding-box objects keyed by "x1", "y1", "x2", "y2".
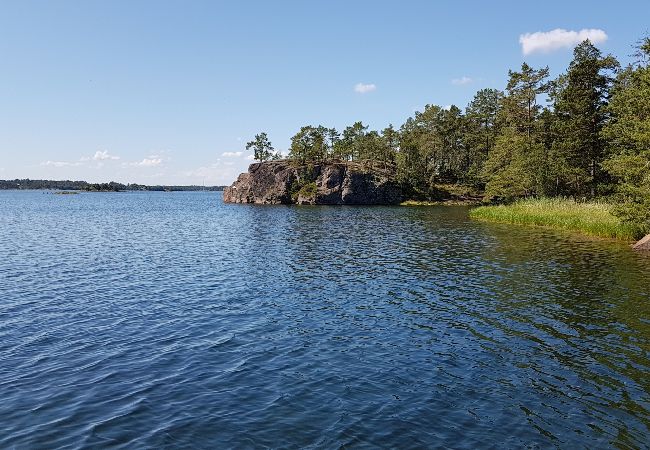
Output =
[{"x1": 0, "y1": 191, "x2": 648, "y2": 448}]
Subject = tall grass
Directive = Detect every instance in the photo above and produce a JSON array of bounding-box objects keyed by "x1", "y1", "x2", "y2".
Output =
[{"x1": 469, "y1": 198, "x2": 644, "y2": 241}]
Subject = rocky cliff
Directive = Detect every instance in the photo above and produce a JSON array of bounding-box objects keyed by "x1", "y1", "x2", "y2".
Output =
[{"x1": 223, "y1": 160, "x2": 402, "y2": 205}]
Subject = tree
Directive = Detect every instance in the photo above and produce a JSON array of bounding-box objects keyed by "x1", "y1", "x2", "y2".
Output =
[
  {"x1": 602, "y1": 37, "x2": 650, "y2": 229},
  {"x1": 483, "y1": 63, "x2": 551, "y2": 199},
  {"x1": 465, "y1": 89, "x2": 503, "y2": 184},
  {"x1": 483, "y1": 127, "x2": 548, "y2": 201},
  {"x1": 552, "y1": 40, "x2": 619, "y2": 197},
  {"x1": 336, "y1": 122, "x2": 370, "y2": 161},
  {"x1": 379, "y1": 124, "x2": 399, "y2": 169},
  {"x1": 246, "y1": 132, "x2": 275, "y2": 162},
  {"x1": 288, "y1": 125, "x2": 333, "y2": 163},
  {"x1": 501, "y1": 63, "x2": 550, "y2": 138}
]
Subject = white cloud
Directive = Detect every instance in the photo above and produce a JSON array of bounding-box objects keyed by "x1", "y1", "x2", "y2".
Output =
[
  {"x1": 130, "y1": 158, "x2": 163, "y2": 167},
  {"x1": 519, "y1": 28, "x2": 608, "y2": 55},
  {"x1": 451, "y1": 76, "x2": 473, "y2": 86},
  {"x1": 42, "y1": 160, "x2": 82, "y2": 167},
  {"x1": 246, "y1": 154, "x2": 255, "y2": 161},
  {"x1": 91, "y1": 150, "x2": 119, "y2": 161},
  {"x1": 354, "y1": 82, "x2": 376, "y2": 94},
  {"x1": 222, "y1": 151, "x2": 243, "y2": 157}
]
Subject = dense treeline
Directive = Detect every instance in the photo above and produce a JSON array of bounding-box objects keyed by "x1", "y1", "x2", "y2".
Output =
[
  {"x1": 249, "y1": 38, "x2": 650, "y2": 228},
  {"x1": 0, "y1": 179, "x2": 226, "y2": 191}
]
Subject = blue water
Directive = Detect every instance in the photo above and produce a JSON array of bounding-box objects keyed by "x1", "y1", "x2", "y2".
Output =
[{"x1": 1, "y1": 190, "x2": 649, "y2": 449}]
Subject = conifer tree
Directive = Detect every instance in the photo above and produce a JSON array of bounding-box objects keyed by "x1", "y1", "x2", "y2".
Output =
[
  {"x1": 552, "y1": 40, "x2": 618, "y2": 197},
  {"x1": 602, "y1": 38, "x2": 650, "y2": 229}
]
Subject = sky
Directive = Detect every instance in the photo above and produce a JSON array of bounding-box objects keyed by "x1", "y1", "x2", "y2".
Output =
[{"x1": 0, "y1": 0, "x2": 648, "y2": 185}]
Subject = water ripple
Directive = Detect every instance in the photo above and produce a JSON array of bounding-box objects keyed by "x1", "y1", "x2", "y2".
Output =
[{"x1": 0, "y1": 192, "x2": 649, "y2": 448}]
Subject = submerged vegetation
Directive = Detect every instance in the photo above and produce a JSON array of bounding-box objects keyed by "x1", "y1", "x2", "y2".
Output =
[{"x1": 246, "y1": 37, "x2": 650, "y2": 236}]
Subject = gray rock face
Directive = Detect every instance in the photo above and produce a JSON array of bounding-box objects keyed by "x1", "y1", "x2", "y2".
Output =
[
  {"x1": 633, "y1": 234, "x2": 650, "y2": 251},
  {"x1": 223, "y1": 160, "x2": 402, "y2": 205},
  {"x1": 223, "y1": 162, "x2": 296, "y2": 204}
]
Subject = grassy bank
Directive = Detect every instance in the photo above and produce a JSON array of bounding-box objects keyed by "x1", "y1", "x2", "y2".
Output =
[{"x1": 469, "y1": 198, "x2": 644, "y2": 241}]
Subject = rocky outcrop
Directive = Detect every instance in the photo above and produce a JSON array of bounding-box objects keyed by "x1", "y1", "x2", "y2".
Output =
[
  {"x1": 223, "y1": 161, "x2": 296, "y2": 204},
  {"x1": 223, "y1": 160, "x2": 402, "y2": 205},
  {"x1": 633, "y1": 234, "x2": 650, "y2": 251}
]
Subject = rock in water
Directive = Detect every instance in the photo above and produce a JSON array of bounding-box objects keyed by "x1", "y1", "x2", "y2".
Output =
[
  {"x1": 223, "y1": 160, "x2": 402, "y2": 205},
  {"x1": 633, "y1": 234, "x2": 650, "y2": 251}
]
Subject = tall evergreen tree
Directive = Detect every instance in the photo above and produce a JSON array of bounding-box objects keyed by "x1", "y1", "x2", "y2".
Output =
[
  {"x1": 465, "y1": 88, "x2": 503, "y2": 167},
  {"x1": 552, "y1": 40, "x2": 619, "y2": 197},
  {"x1": 602, "y1": 37, "x2": 650, "y2": 229},
  {"x1": 483, "y1": 64, "x2": 551, "y2": 200}
]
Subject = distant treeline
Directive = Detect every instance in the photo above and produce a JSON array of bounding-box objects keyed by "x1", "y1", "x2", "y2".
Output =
[
  {"x1": 246, "y1": 37, "x2": 650, "y2": 229},
  {"x1": 0, "y1": 179, "x2": 225, "y2": 192}
]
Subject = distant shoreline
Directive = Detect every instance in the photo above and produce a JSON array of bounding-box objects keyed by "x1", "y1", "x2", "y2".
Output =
[{"x1": 0, "y1": 179, "x2": 226, "y2": 192}]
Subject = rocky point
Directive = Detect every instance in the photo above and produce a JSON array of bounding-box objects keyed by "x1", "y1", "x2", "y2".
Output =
[{"x1": 223, "y1": 160, "x2": 402, "y2": 205}]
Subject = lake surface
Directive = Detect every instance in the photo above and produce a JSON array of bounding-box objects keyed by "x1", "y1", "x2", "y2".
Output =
[{"x1": 1, "y1": 190, "x2": 649, "y2": 449}]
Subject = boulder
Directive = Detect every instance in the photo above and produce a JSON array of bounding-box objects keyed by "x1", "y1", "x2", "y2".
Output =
[
  {"x1": 632, "y1": 234, "x2": 650, "y2": 251},
  {"x1": 223, "y1": 160, "x2": 402, "y2": 205}
]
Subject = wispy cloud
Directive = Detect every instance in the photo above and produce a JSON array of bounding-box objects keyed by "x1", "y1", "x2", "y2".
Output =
[
  {"x1": 451, "y1": 76, "x2": 473, "y2": 86},
  {"x1": 41, "y1": 160, "x2": 82, "y2": 167},
  {"x1": 354, "y1": 82, "x2": 376, "y2": 94},
  {"x1": 130, "y1": 158, "x2": 163, "y2": 167},
  {"x1": 95, "y1": 150, "x2": 119, "y2": 161},
  {"x1": 222, "y1": 151, "x2": 243, "y2": 157},
  {"x1": 81, "y1": 150, "x2": 120, "y2": 161},
  {"x1": 519, "y1": 28, "x2": 608, "y2": 55}
]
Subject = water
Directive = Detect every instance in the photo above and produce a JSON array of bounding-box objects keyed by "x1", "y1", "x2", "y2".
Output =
[{"x1": 1, "y1": 190, "x2": 649, "y2": 449}]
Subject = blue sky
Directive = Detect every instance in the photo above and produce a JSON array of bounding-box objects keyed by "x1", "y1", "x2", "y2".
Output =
[{"x1": 1, "y1": 0, "x2": 647, "y2": 185}]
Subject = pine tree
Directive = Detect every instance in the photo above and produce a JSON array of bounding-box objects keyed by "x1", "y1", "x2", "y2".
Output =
[
  {"x1": 483, "y1": 63, "x2": 551, "y2": 200},
  {"x1": 552, "y1": 40, "x2": 618, "y2": 197},
  {"x1": 602, "y1": 38, "x2": 650, "y2": 229},
  {"x1": 246, "y1": 132, "x2": 275, "y2": 162}
]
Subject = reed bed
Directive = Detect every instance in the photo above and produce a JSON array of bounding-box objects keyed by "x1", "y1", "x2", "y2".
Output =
[{"x1": 470, "y1": 198, "x2": 643, "y2": 241}]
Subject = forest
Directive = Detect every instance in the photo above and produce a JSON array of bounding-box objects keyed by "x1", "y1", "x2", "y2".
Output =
[{"x1": 247, "y1": 38, "x2": 650, "y2": 230}]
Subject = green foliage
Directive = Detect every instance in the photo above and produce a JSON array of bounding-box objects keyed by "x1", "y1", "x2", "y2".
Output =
[
  {"x1": 297, "y1": 182, "x2": 317, "y2": 199},
  {"x1": 288, "y1": 125, "x2": 337, "y2": 163},
  {"x1": 470, "y1": 198, "x2": 644, "y2": 240},
  {"x1": 483, "y1": 128, "x2": 546, "y2": 201},
  {"x1": 483, "y1": 63, "x2": 553, "y2": 200},
  {"x1": 552, "y1": 40, "x2": 619, "y2": 196},
  {"x1": 602, "y1": 38, "x2": 650, "y2": 228},
  {"x1": 464, "y1": 88, "x2": 503, "y2": 185},
  {"x1": 288, "y1": 165, "x2": 319, "y2": 201},
  {"x1": 246, "y1": 132, "x2": 275, "y2": 162}
]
